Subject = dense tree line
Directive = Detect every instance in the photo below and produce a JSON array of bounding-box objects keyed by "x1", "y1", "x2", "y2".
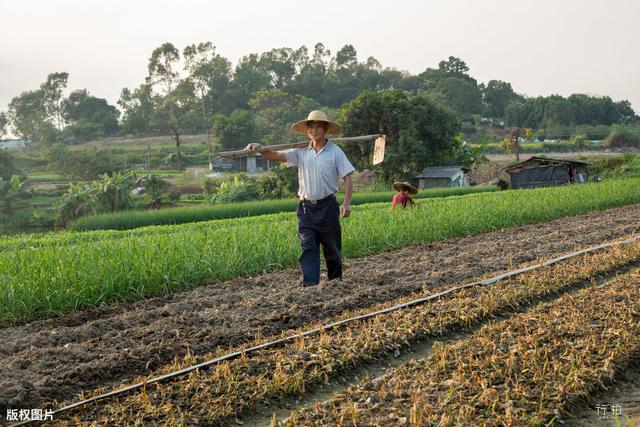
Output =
[
  {"x1": 2, "y1": 43, "x2": 638, "y2": 154},
  {"x1": 505, "y1": 94, "x2": 636, "y2": 129}
]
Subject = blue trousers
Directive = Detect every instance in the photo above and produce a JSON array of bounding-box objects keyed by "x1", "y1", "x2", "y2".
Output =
[{"x1": 297, "y1": 195, "x2": 343, "y2": 286}]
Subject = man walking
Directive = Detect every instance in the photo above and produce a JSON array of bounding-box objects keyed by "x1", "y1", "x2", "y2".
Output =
[{"x1": 246, "y1": 110, "x2": 355, "y2": 287}]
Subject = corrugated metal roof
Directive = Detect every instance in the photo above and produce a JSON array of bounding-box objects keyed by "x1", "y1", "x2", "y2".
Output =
[
  {"x1": 504, "y1": 156, "x2": 590, "y2": 172},
  {"x1": 415, "y1": 166, "x2": 468, "y2": 179}
]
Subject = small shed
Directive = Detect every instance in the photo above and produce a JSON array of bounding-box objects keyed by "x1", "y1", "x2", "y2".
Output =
[
  {"x1": 414, "y1": 166, "x2": 470, "y2": 189},
  {"x1": 505, "y1": 156, "x2": 589, "y2": 189}
]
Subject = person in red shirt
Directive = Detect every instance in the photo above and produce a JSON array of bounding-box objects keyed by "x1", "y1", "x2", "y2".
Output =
[{"x1": 391, "y1": 181, "x2": 418, "y2": 208}]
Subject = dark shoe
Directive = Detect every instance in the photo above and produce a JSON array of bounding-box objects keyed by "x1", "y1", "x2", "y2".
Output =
[{"x1": 302, "y1": 282, "x2": 319, "y2": 288}]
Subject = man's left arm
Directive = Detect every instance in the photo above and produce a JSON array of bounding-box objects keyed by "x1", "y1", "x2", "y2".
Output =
[{"x1": 341, "y1": 173, "x2": 353, "y2": 218}]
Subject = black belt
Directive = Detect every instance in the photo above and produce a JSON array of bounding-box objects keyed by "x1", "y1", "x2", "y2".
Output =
[{"x1": 300, "y1": 194, "x2": 335, "y2": 205}]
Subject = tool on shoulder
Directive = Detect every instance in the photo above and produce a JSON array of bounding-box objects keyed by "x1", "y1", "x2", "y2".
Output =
[{"x1": 217, "y1": 134, "x2": 386, "y2": 165}]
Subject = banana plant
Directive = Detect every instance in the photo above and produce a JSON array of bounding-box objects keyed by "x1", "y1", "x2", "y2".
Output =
[{"x1": 0, "y1": 175, "x2": 26, "y2": 213}]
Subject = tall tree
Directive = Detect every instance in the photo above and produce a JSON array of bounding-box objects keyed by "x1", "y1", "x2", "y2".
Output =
[
  {"x1": 118, "y1": 84, "x2": 155, "y2": 135},
  {"x1": 434, "y1": 77, "x2": 483, "y2": 116},
  {"x1": 146, "y1": 42, "x2": 194, "y2": 166},
  {"x1": 150, "y1": 79, "x2": 199, "y2": 165},
  {"x1": 249, "y1": 88, "x2": 320, "y2": 145},
  {"x1": 287, "y1": 43, "x2": 333, "y2": 105},
  {"x1": 40, "y1": 72, "x2": 69, "y2": 131},
  {"x1": 482, "y1": 80, "x2": 523, "y2": 117},
  {"x1": 438, "y1": 56, "x2": 470, "y2": 76},
  {"x1": 0, "y1": 112, "x2": 7, "y2": 138},
  {"x1": 183, "y1": 42, "x2": 232, "y2": 126},
  {"x1": 229, "y1": 53, "x2": 272, "y2": 110},
  {"x1": 259, "y1": 47, "x2": 297, "y2": 88},
  {"x1": 147, "y1": 43, "x2": 180, "y2": 96},
  {"x1": 7, "y1": 89, "x2": 55, "y2": 143}
]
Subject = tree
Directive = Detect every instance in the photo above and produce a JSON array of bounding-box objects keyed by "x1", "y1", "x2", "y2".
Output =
[
  {"x1": 482, "y1": 80, "x2": 523, "y2": 118},
  {"x1": 503, "y1": 128, "x2": 526, "y2": 162},
  {"x1": 118, "y1": 84, "x2": 155, "y2": 135},
  {"x1": 572, "y1": 134, "x2": 589, "y2": 151},
  {"x1": 147, "y1": 43, "x2": 180, "y2": 95},
  {"x1": 40, "y1": 72, "x2": 69, "y2": 131},
  {"x1": 259, "y1": 47, "x2": 297, "y2": 88},
  {"x1": 0, "y1": 150, "x2": 18, "y2": 181},
  {"x1": 61, "y1": 89, "x2": 119, "y2": 142},
  {"x1": 43, "y1": 143, "x2": 125, "y2": 179},
  {"x1": 0, "y1": 175, "x2": 26, "y2": 213},
  {"x1": 438, "y1": 56, "x2": 470, "y2": 75},
  {"x1": 213, "y1": 109, "x2": 259, "y2": 150},
  {"x1": 91, "y1": 171, "x2": 133, "y2": 212},
  {"x1": 335, "y1": 44, "x2": 358, "y2": 69},
  {"x1": 0, "y1": 112, "x2": 7, "y2": 138},
  {"x1": 8, "y1": 89, "x2": 51, "y2": 143},
  {"x1": 0, "y1": 151, "x2": 24, "y2": 213},
  {"x1": 434, "y1": 77, "x2": 483, "y2": 115},
  {"x1": 146, "y1": 43, "x2": 199, "y2": 166},
  {"x1": 286, "y1": 43, "x2": 332, "y2": 105},
  {"x1": 57, "y1": 183, "x2": 98, "y2": 228},
  {"x1": 228, "y1": 53, "x2": 272, "y2": 110},
  {"x1": 141, "y1": 174, "x2": 169, "y2": 207},
  {"x1": 541, "y1": 98, "x2": 577, "y2": 128},
  {"x1": 183, "y1": 42, "x2": 232, "y2": 122},
  {"x1": 183, "y1": 42, "x2": 232, "y2": 161},
  {"x1": 248, "y1": 88, "x2": 320, "y2": 145},
  {"x1": 339, "y1": 90, "x2": 460, "y2": 181},
  {"x1": 150, "y1": 78, "x2": 200, "y2": 165}
]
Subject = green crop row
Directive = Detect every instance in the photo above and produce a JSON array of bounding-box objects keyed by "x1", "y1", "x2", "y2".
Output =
[
  {"x1": 68, "y1": 186, "x2": 499, "y2": 231},
  {"x1": 1, "y1": 179, "x2": 639, "y2": 324}
]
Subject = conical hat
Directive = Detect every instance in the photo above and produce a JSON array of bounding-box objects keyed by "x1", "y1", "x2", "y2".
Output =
[
  {"x1": 291, "y1": 110, "x2": 343, "y2": 136},
  {"x1": 393, "y1": 181, "x2": 418, "y2": 195}
]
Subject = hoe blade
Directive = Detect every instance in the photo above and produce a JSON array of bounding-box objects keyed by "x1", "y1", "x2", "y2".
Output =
[{"x1": 372, "y1": 135, "x2": 386, "y2": 165}]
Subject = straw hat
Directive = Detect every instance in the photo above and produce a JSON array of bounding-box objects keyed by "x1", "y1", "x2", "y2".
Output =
[
  {"x1": 291, "y1": 110, "x2": 343, "y2": 136},
  {"x1": 393, "y1": 181, "x2": 418, "y2": 195}
]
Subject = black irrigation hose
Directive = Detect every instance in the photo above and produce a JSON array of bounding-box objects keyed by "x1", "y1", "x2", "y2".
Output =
[{"x1": 10, "y1": 235, "x2": 640, "y2": 426}]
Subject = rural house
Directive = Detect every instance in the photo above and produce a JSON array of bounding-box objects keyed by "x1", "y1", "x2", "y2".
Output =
[
  {"x1": 0, "y1": 139, "x2": 32, "y2": 150},
  {"x1": 505, "y1": 156, "x2": 589, "y2": 189},
  {"x1": 414, "y1": 166, "x2": 470, "y2": 189},
  {"x1": 210, "y1": 155, "x2": 269, "y2": 173}
]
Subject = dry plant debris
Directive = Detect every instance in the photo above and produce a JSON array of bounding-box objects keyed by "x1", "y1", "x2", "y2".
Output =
[
  {"x1": 289, "y1": 268, "x2": 640, "y2": 426},
  {"x1": 54, "y1": 243, "x2": 640, "y2": 426}
]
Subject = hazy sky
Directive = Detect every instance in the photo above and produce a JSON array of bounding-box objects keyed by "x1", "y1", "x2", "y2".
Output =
[{"x1": 1, "y1": 0, "x2": 639, "y2": 115}]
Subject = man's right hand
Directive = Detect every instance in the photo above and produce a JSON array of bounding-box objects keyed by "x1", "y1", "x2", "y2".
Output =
[{"x1": 246, "y1": 143, "x2": 263, "y2": 154}]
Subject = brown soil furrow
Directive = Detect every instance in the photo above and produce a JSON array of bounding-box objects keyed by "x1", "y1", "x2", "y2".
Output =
[
  {"x1": 1, "y1": 203, "x2": 639, "y2": 410},
  {"x1": 565, "y1": 370, "x2": 640, "y2": 426}
]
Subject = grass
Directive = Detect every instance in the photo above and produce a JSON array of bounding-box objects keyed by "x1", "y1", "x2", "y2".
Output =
[
  {"x1": 476, "y1": 140, "x2": 606, "y2": 154},
  {"x1": 131, "y1": 169, "x2": 183, "y2": 177},
  {"x1": 68, "y1": 186, "x2": 499, "y2": 231},
  {"x1": 26, "y1": 172, "x2": 67, "y2": 182},
  {"x1": 72, "y1": 134, "x2": 213, "y2": 152},
  {"x1": 1, "y1": 178, "x2": 639, "y2": 324}
]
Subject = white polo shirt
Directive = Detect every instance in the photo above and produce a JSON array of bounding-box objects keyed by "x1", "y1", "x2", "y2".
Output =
[{"x1": 284, "y1": 142, "x2": 355, "y2": 201}]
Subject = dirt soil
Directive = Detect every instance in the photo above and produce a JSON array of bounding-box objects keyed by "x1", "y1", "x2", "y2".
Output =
[
  {"x1": 565, "y1": 371, "x2": 640, "y2": 426},
  {"x1": 2, "y1": 204, "x2": 640, "y2": 412}
]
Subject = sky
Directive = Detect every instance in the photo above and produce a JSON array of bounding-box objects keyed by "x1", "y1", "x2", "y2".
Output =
[{"x1": 1, "y1": 0, "x2": 639, "y2": 117}]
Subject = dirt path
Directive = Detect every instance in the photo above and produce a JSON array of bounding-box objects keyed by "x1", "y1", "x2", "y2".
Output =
[
  {"x1": 565, "y1": 371, "x2": 640, "y2": 426},
  {"x1": 2, "y1": 204, "x2": 640, "y2": 411}
]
